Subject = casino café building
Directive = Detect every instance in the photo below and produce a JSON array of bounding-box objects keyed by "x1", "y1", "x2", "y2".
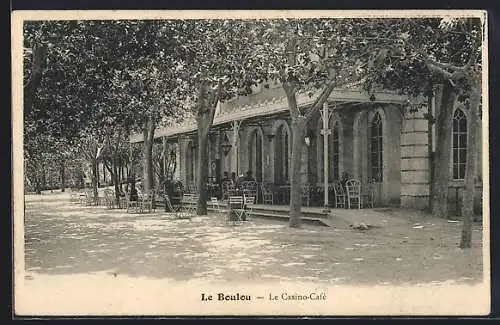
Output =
[{"x1": 129, "y1": 80, "x2": 483, "y2": 215}]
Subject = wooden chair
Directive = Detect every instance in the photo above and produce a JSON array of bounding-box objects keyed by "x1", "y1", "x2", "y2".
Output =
[
  {"x1": 345, "y1": 179, "x2": 361, "y2": 209},
  {"x1": 78, "y1": 190, "x2": 87, "y2": 205},
  {"x1": 125, "y1": 191, "x2": 140, "y2": 213},
  {"x1": 228, "y1": 196, "x2": 246, "y2": 225},
  {"x1": 181, "y1": 193, "x2": 198, "y2": 216},
  {"x1": 244, "y1": 195, "x2": 256, "y2": 216},
  {"x1": 139, "y1": 192, "x2": 155, "y2": 213},
  {"x1": 165, "y1": 194, "x2": 191, "y2": 219},
  {"x1": 261, "y1": 183, "x2": 274, "y2": 205},
  {"x1": 70, "y1": 191, "x2": 80, "y2": 203},
  {"x1": 84, "y1": 189, "x2": 96, "y2": 206},
  {"x1": 210, "y1": 197, "x2": 223, "y2": 213},
  {"x1": 361, "y1": 179, "x2": 375, "y2": 208},
  {"x1": 301, "y1": 185, "x2": 311, "y2": 207},
  {"x1": 103, "y1": 189, "x2": 116, "y2": 209},
  {"x1": 333, "y1": 181, "x2": 346, "y2": 208},
  {"x1": 222, "y1": 182, "x2": 236, "y2": 202},
  {"x1": 243, "y1": 181, "x2": 258, "y2": 199}
]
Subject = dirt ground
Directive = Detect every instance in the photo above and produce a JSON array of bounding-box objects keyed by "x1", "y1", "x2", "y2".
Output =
[{"x1": 20, "y1": 192, "x2": 484, "y2": 286}]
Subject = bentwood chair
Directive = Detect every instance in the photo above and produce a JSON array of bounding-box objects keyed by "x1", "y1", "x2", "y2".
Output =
[
  {"x1": 345, "y1": 179, "x2": 361, "y2": 209},
  {"x1": 333, "y1": 181, "x2": 346, "y2": 208},
  {"x1": 261, "y1": 183, "x2": 274, "y2": 205},
  {"x1": 228, "y1": 196, "x2": 246, "y2": 225}
]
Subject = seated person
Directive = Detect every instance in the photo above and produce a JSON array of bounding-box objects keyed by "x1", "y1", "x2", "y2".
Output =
[
  {"x1": 241, "y1": 170, "x2": 255, "y2": 182},
  {"x1": 221, "y1": 171, "x2": 232, "y2": 185}
]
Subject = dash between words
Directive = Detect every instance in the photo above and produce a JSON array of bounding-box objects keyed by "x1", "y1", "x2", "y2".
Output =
[{"x1": 201, "y1": 292, "x2": 327, "y2": 302}]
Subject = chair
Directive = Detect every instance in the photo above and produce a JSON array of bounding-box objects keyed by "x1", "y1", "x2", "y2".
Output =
[
  {"x1": 301, "y1": 185, "x2": 311, "y2": 207},
  {"x1": 244, "y1": 195, "x2": 256, "y2": 216},
  {"x1": 222, "y1": 181, "x2": 236, "y2": 202},
  {"x1": 165, "y1": 194, "x2": 191, "y2": 219},
  {"x1": 243, "y1": 181, "x2": 258, "y2": 199},
  {"x1": 361, "y1": 179, "x2": 375, "y2": 208},
  {"x1": 70, "y1": 191, "x2": 80, "y2": 203},
  {"x1": 84, "y1": 189, "x2": 96, "y2": 206},
  {"x1": 103, "y1": 189, "x2": 116, "y2": 209},
  {"x1": 210, "y1": 197, "x2": 223, "y2": 213},
  {"x1": 125, "y1": 191, "x2": 140, "y2": 213},
  {"x1": 261, "y1": 183, "x2": 274, "y2": 205},
  {"x1": 333, "y1": 182, "x2": 346, "y2": 208},
  {"x1": 345, "y1": 179, "x2": 361, "y2": 209},
  {"x1": 181, "y1": 194, "x2": 198, "y2": 216},
  {"x1": 228, "y1": 196, "x2": 246, "y2": 225},
  {"x1": 78, "y1": 190, "x2": 87, "y2": 204},
  {"x1": 139, "y1": 192, "x2": 155, "y2": 213}
]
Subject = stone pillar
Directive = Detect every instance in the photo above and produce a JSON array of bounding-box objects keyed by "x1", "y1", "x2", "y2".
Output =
[
  {"x1": 178, "y1": 137, "x2": 189, "y2": 185},
  {"x1": 239, "y1": 127, "x2": 248, "y2": 176},
  {"x1": 262, "y1": 124, "x2": 274, "y2": 184},
  {"x1": 231, "y1": 121, "x2": 241, "y2": 176},
  {"x1": 400, "y1": 106, "x2": 431, "y2": 209},
  {"x1": 300, "y1": 142, "x2": 310, "y2": 185},
  {"x1": 174, "y1": 141, "x2": 181, "y2": 180}
]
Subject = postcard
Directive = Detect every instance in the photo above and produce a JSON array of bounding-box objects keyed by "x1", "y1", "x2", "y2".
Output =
[{"x1": 12, "y1": 9, "x2": 490, "y2": 316}]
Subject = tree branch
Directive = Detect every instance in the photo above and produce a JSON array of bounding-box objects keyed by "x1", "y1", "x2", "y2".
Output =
[
  {"x1": 283, "y1": 81, "x2": 300, "y2": 120},
  {"x1": 305, "y1": 79, "x2": 337, "y2": 121},
  {"x1": 426, "y1": 61, "x2": 454, "y2": 79},
  {"x1": 197, "y1": 80, "x2": 206, "y2": 116},
  {"x1": 427, "y1": 58, "x2": 461, "y2": 72}
]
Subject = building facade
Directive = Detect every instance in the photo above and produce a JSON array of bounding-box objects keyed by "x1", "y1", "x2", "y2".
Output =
[{"x1": 130, "y1": 81, "x2": 483, "y2": 214}]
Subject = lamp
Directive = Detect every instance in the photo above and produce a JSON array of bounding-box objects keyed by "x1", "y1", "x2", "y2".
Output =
[
  {"x1": 267, "y1": 134, "x2": 275, "y2": 142},
  {"x1": 221, "y1": 135, "x2": 232, "y2": 156},
  {"x1": 304, "y1": 129, "x2": 315, "y2": 147}
]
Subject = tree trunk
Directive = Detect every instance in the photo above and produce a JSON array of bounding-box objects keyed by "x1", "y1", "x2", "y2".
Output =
[
  {"x1": 289, "y1": 118, "x2": 307, "y2": 228},
  {"x1": 196, "y1": 126, "x2": 210, "y2": 215},
  {"x1": 24, "y1": 45, "x2": 47, "y2": 116},
  {"x1": 118, "y1": 160, "x2": 123, "y2": 192},
  {"x1": 194, "y1": 80, "x2": 219, "y2": 216},
  {"x1": 41, "y1": 168, "x2": 46, "y2": 190},
  {"x1": 112, "y1": 158, "x2": 121, "y2": 204},
  {"x1": 460, "y1": 89, "x2": 480, "y2": 249},
  {"x1": 142, "y1": 118, "x2": 155, "y2": 193},
  {"x1": 34, "y1": 169, "x2": 42, "y2": 195},
  {"x1": 60, "y1": 160, "x2": 66, "y2": 192},
  {"x1": 91, "y1": 160, "x2": 98, "y2": 204},
  {"x1": 431, "y1": 82, "x2": 456, "y2": 218}
]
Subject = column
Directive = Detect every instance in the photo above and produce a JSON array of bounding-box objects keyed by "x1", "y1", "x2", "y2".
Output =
[
  {"x1": 231, "y1": 121, "x2": 240, "y2": 176},
  {"x1": 400, "y1": 105, "x2": 431, "y2": 209},
  {"x1": 178, "y1": 137, "x2": 189, "y2": 185}
]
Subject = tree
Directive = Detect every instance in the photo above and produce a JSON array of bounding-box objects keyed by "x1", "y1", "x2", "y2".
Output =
[
  {"x1": 243, "y1": 19, "x2": 398, "y2": 227},
  {"x1": 363, "y1": 17, "x2": 483, "y2": 247},
  {"x1": 167, "y1": 19, "x2": 276, "y2": 215}
]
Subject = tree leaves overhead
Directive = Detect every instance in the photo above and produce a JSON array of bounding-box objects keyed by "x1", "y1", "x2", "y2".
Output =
[
  {"x1": 361, "y1": 17, "x2": 483, "y2": 98},
  {"x1": 23, "y1": 17, "x2": 483, "y2": 157}
]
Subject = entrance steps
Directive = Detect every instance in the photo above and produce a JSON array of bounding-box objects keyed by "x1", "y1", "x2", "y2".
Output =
[{"x1": 239, "y1": 204, "x2": 332, "y2": 227}]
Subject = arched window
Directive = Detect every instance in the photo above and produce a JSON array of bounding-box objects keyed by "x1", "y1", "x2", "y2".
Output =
[
  {"x1": 186, "y1": 141, "x2": 196, "y2": 184},
  {"x1": 274, "y1": 124, "x2": 289, "y2": 184},
  {"x1": 248, "y1": 129, "x2": 263, "y2": 182},
  {"x1": 452, "y1": 108, "x2": 467, "y2": 180},
  {"x1": 370, "y1": 112, "x2": 383, "y2": 182},
  {"x1": 330, "y1": 121, "x2": 340, "y2": 181}
]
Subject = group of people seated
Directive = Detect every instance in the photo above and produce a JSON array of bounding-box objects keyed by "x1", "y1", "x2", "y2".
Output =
[{"x1": 221, "y1": 170, "x2": 256, "y2": 189}]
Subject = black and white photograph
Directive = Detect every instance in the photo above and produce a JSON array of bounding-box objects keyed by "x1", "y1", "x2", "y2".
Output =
[{"x1": 12, "y1": 10, "x2": 489, "y2": 316}]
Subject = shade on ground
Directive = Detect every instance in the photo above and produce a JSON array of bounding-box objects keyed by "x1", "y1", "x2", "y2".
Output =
[{"x1": 15, "y1": 193, "x2": 488, "y2": 316}]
